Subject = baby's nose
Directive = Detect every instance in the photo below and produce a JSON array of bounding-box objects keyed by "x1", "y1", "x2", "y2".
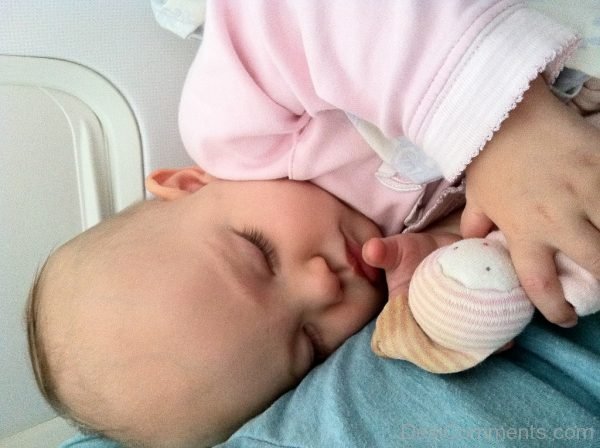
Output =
[{"x1": 294, "y1": 256, "x2": 342, "y2": 309}]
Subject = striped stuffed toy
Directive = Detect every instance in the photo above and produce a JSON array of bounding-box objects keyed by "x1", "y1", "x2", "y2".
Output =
[{"x1": 371, "y1": 231, "x2": 600, "y2": 373}]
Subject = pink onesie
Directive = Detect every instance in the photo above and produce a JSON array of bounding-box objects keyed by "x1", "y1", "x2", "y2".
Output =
[{"x1": 178, "y1": 0, "x2": 578, "y2": 236}]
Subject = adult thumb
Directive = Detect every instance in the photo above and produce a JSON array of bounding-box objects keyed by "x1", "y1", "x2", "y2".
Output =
[{"x1": 460, "y1": 201, "x2": 494, "y2": 238}]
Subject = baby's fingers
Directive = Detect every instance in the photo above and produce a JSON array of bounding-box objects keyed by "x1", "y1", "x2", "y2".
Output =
[
  {"x1": 561, "y1": 220, "x2": 600, "y2": 280},
  {"x1": 363, "y1": 233, "x2": 460, "y2": 298},
  {"x1": 510, "y1": 244, "x2": 577, "y2": 327},
  {"x1": 460, "y1": 200, "x2": 495, "y2": 238},
  {"x1": 362, "y1": 237, "x2": 407, "y2": 272},
  {"x1": 362, "y1": 233, "x2": 454, "y2": 272}
]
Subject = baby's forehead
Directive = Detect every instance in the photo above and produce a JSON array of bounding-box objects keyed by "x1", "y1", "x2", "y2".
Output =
[{"x1": 31, "y1": 209, "x2": 246, "y2": 439}]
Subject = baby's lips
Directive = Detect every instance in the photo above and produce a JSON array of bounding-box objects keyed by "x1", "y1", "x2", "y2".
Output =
[
  {"x1": 360, "y1": 252, "x2": 383, "y2": 284},
  {"x1": 347, "y1": 239, "x2": 382, "y2": 284}
]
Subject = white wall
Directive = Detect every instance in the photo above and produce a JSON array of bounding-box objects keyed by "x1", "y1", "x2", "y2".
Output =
[{"x1": 0, "y1": 419, "x2": 77, "y2": 448}]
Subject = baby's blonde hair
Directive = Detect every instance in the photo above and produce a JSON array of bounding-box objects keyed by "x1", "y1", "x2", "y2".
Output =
[
  {"x1": 26, "y1": 242, "x2": 137, "y2": 446},
  {"x1": 27, "y1": 253, "x2": 95, "y2": 431},
  {"x1": 25, "y1": 200, "x2": 182, "y2": 448}
]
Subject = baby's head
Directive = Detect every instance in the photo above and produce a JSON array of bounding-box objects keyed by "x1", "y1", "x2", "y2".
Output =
[{"x1": 27, "y1": 167, "x2": 385, "y2": 447}]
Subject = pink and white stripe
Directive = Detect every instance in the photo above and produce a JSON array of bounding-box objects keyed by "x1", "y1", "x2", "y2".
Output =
[{"x1": 409, "y1": 251, "x2": 534, "y2": 354}]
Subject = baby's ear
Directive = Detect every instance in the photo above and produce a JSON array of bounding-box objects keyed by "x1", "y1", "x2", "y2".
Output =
[{"x1": 145, "y1": 166, "x2": 216, "y2": 200}]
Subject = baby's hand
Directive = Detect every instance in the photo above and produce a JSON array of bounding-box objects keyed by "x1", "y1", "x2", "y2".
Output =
[
  {"x1": 362, "y1": 232, "x2": 460, "y2": 300},
  {"x1": 461, "y1": 76, "x2": 600, "y2": 327}
]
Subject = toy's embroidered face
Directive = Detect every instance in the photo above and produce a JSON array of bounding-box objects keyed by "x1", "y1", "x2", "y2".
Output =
[{"x1": 437, "y1": 239, "x2": 520, "y2": 292}]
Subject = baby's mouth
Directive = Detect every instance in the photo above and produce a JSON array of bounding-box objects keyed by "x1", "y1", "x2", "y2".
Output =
[{"x1": 346, "y1": 239, "x2": 381, "y2": 285}]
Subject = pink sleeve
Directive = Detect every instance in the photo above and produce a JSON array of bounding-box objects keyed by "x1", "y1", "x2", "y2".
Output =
[{"x1": 179, "y1": 0, "x2": 578, "y2": 181}]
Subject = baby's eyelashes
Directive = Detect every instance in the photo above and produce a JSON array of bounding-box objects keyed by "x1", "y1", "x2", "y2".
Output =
[{"x1": 231, "y1": 226, "x2": 279, "y2": 275}]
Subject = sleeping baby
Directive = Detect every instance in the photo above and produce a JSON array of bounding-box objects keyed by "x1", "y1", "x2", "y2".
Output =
[
  {"x1": 26, "y1": 1, "x2": 600, "y2": 447},
  {"x1": 26, "y1": 171, "x2": 466, "y2": 447}
]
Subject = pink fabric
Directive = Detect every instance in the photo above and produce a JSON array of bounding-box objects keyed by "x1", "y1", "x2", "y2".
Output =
[{"x1": 179, "y1": 0, "x2": 578, "y2": 236}]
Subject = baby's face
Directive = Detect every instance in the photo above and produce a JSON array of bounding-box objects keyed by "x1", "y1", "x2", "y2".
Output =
[{"x1": 54, "y1": 178, "x2": 386, "y2": 445}]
